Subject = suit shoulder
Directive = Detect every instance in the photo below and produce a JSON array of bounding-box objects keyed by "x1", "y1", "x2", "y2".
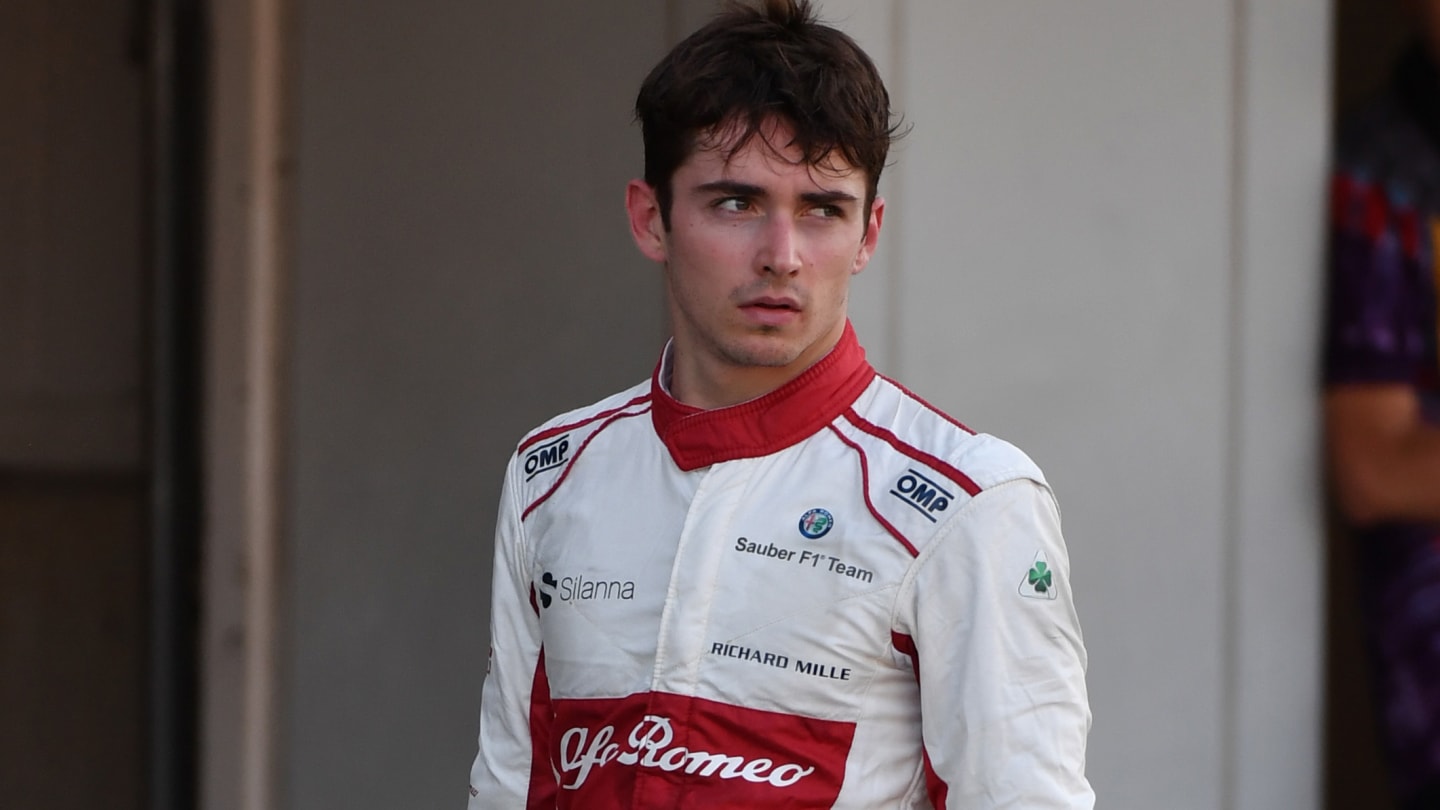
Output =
[
  {"x1": 507, "y1": 380, "x2": 652, "y2": 489},
  {"x1": 845, "y1": 376, "x2": 1047, "y2": 495},
  {"x1": 516, "y1": 380, "x2": 651, "y2": 449},
  {"x1": 832, "y1": 377, "x2": 1052, "y2": 553}
]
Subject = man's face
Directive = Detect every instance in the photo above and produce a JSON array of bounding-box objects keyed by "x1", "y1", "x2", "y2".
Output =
[{"x1": 626, "y1": 118, "x2": 883, "y2": 406}]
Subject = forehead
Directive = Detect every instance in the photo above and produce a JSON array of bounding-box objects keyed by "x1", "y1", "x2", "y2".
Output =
[{"x1": 680, "y1": 117, "x2": 866, "y2": 189}]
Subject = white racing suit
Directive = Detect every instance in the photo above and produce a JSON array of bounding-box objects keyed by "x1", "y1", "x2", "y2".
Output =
[{"x1": 468, "y1": 324, "x2": 1093, "y2": 808}]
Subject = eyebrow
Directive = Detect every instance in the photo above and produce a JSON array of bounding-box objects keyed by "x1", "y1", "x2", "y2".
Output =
[
  {"x1": 695, "y1": 180, "x2": 765, "y2": 197},
  {"x1": 694, "y1": 180, "x2": 859, "y2": 206},
  {"x1": 800, "y1": 189, "x2": 860, "y2": 206}
]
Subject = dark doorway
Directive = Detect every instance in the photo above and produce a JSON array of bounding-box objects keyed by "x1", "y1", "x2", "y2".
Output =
[{"x1": 0, "y1": 1, "x2": 203, "y2": 808}]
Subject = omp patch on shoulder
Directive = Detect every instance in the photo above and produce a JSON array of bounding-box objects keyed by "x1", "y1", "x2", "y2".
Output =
[{"x1": 522, "y1": 433, "x2": 571, "y2": 481}]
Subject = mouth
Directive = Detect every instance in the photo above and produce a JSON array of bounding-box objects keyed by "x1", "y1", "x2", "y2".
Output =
[
  {"x1": 741, "y1": 297, "x2": 800, "y2": 312},
  {"x1": 738, "y1": 296, "x2": 802, "y2": 327}
]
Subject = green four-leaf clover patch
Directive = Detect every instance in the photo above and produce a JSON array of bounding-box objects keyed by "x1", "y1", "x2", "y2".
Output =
[
  {"x1": 1028, "y1": 561, "x2": 1052, "y2": 592},
  {"x1": 1019, "y1": 552, "x2": 1059, "y2": 600}
]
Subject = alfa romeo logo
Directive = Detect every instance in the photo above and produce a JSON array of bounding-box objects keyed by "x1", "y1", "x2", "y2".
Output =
[{"x1": 798, "y1": 508, "x2": 834, "y2": 539}]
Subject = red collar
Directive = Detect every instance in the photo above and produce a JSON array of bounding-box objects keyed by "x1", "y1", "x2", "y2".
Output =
[{"x1": 650, "y1": 323, "x2": 876, "y2": 471}]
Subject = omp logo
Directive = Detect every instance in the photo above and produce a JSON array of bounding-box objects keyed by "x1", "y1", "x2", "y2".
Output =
[
  {"x1": 524, "y1": 435, "x2": 570, "y2": 480},
  {"x1": 889, "y1": 469, "x2": 953, "y2": 522},
  {"x1": 537, "y1": 571, "x2": 635, "y2": 609}
]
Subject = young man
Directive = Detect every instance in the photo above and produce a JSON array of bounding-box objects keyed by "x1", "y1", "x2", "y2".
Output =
[
  {"x1": 1325, "y1": 5, "x2": 1440, "y2": 807},
  {"x1": 468, "y1": 1, "x2": 1092, "y2": 806}
]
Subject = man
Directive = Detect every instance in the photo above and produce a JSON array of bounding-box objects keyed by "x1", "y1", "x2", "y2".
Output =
[
  {"x1": 1325, "y1": 4, "x2": 1440, "y2": 807},
  {"x1": 468, "y1": 1, "x2": 1092, "y2": 806}
]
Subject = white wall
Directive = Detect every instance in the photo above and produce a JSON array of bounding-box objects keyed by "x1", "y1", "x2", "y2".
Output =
[
  {"x1": 828, "y1": 1, "x2": 1330, "y2": 807},
  {"x1": 230, "y1": 0, "x2": 1331, "y2": 807},
  {"x1": 1229, "y1": 3, "x2": 1329, "y2": 806}
]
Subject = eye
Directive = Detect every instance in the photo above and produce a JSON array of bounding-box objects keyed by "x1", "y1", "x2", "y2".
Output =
[
  {"x1": 805, "y1": 203, "x2": 846, "y2": 220},
  {"x1": 713, "y1": 197, "x2": 752, "y2": 213}
]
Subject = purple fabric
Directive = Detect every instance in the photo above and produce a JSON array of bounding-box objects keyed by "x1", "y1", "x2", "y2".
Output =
[
  {"x1": 1351, "y1": 524, "x2": 1440, "y2": 801},
  {"x1": 1326, "y1": 47, "x2": 1440, "y2": 802},
  {"x1": 1325, "y1": 171, "x2": 1438, "y2": 389}
]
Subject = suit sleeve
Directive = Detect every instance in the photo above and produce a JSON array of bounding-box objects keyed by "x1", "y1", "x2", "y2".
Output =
[
  {"x1": 468, "y1": 457, "x2": 555, "y2": 808},
  {"x1": 897, "y1": 478, "x2": 1093, "y2": 809}
]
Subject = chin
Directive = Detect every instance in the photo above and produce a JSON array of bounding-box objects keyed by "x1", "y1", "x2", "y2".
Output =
[{"x1": 718, "y1": 336, "x2": 805, "y2": 369}]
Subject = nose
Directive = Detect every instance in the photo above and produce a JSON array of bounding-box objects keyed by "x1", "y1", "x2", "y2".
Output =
[{"x1": 759, "y1": 217, "x2": 802, "y2": 276}]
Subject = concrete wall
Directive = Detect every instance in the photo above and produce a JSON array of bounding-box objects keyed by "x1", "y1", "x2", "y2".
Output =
[
  {"x1": 280, "y1": 2, "x2": 669, "y2": 808},
  {"x1": 828, "y1": 2, "x2": 1329, "y2": 807},
  {"x1": 267, "y1": 1, "x2": 1330, "y2": 807}
]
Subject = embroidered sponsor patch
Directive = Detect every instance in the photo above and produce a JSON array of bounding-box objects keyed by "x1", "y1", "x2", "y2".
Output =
[
  {"x1": 1019, "y1": 551, "x2": 1058, "y2": 600},
  {"x1": 889, "y1": 469, "x2": 952, "y2": 522},
  {"x1": 524, "y1": 434, "x2": 570, "y2": 480}
]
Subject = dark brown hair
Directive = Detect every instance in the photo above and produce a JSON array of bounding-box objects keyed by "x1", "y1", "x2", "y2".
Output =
[{"x1": 635, "y1": 0, "x2": 902, "y2": 228}]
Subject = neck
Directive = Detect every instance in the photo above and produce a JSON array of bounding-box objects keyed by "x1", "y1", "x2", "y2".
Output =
[
  {"x1": 671, "y1": 361, "x2": 812, "y2": 410},
  {"x1": 668, "y1": 325, "x2": 849, "y2": 410}
]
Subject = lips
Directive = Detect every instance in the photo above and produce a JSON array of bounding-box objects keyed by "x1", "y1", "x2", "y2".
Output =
[
  {"x1": 739, "y1": 297, "x2": 801, "y2": 326},
  {"x1": 741, "y1": 296, "x2": 800, "y2": 312}
]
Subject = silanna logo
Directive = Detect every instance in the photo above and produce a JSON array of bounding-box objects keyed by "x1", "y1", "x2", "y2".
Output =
[
  {"x1": 538, "y1": 571, "x2": 635, "y2": 608},
  {"x1": 524, "y1": 435, "x2": 570, "y2": 481},
  {"x1": 889, "y1": 469, "x2": 952, "y2": 522}
]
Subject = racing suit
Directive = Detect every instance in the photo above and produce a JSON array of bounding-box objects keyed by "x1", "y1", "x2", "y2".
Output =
[{"x1": 468, "y1": 324, "x2": 1093, "y2": 808}]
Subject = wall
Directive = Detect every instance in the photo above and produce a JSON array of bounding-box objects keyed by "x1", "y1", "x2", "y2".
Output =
[
  {"x1": 827, "y1": 1, "x2": 1329, "y2": 807},
  {"x1": 279, "y1": 2, "x2": 670, "y2": 808},
  {"x1": 264, "y1": 0, "x2": 1330, "y2": 807}
]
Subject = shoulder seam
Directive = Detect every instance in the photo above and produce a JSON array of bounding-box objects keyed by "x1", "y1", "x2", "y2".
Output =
[
  {"x1": 876, "y1": 374, "x2": 975, "y2": 435},
  {"x1": 825, "y1": 424, "x2": 919, "y2": 558},
  {"x1": 521, "y1": 405, "x2": 652, "y2": 521},
  {"x1": 842, "y1": 409, "x2": 982, "y2": 497},
  {"x1": 517, "y1": 393, "x2": 650, "y2": 455}
]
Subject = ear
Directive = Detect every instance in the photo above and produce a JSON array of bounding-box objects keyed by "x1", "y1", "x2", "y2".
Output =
[
  {"x1": 851, "y1": 196, "x2": 885, "y2": 274},
  {"x1": 626, "y1": 179, "x2": 668, "y2": 263}
]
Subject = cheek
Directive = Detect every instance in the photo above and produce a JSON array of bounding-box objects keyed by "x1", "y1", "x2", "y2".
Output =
[
  {"x1": 674, "y1": 232, "x2": 749, "y2": 279},
  {"x1": 699, "y1": 225, "x2": 753, "y2": 261},
  {"x1": 820, "y1": 249, "x2": 864, "y2": 298},
  {"x1": 667, "y1": 248, "x2": 729, "y2": 303}
]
